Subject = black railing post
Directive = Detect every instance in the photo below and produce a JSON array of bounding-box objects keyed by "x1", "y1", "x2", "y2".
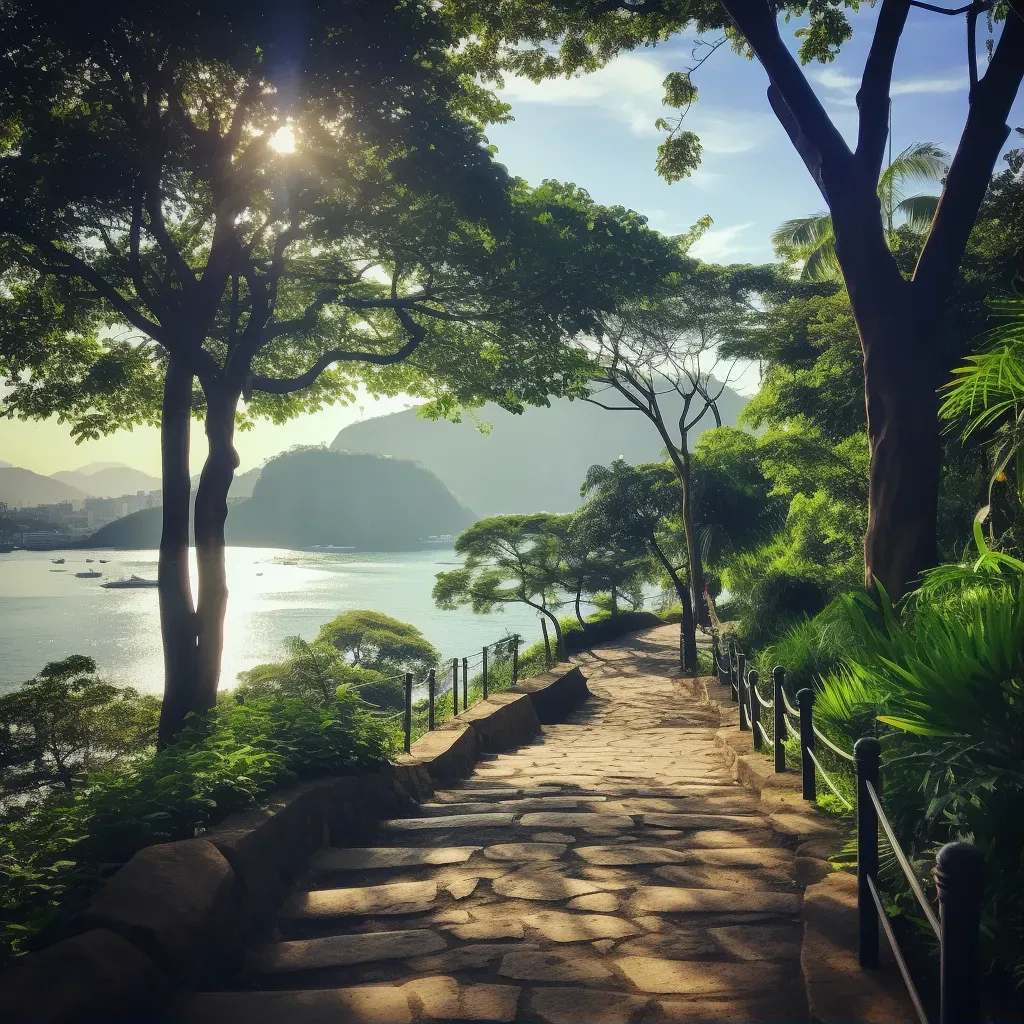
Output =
[
  {"x1": 738, "y1": 653, "x2": 749, "y2": 728},
  {"x1": 482, "y1": 646, "x2": 488, "y2": 699},
  {"x1": 427, "y1": 669, "x2": 436, "y2": 731},
  {"x1": 773, "y1": 667, "x2": 786, "y2": 773},
  {"x1": 403, "y1": 672, "x2": 412, "y2": 754},
  {"x1": 935, "y1": 841, "x2": 985, "y2": 1024},
  {"x1": 462, "y1": 656, "x2": 468, "y2": 711},
  {"x1": 855, "y1": 736, "x2": 881, "y2": 969},
  {"x1": 512, "y1": 636, "x2": 520, "y2": 687},
  {"x1": 750, "y1": 670, "x2": 762, "y2": 750},
  {"x1": 797, "y1": 688, "x2": 816, "y2": 801},
  {"x1": 451, "y1": 658, "x2": 459, "y2": 716},
  {"x1": 729, "y1": 639, "x2": 739, "y2": 702}
]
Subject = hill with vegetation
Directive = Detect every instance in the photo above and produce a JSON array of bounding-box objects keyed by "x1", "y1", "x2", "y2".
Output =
[
  {"x1": 332, "y1": 384, "x2": 746, "y2": 517},
  {"x1": 227, "y1": 448, "x2": 474, "y2": 549},
  {"x1": 85, "y1": 448, "x2": 472, "y2": 550}
]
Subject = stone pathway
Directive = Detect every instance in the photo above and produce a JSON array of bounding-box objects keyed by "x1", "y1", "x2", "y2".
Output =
[{"x1": 180, "y1": 626, "x2": 810, "y2": 1023}]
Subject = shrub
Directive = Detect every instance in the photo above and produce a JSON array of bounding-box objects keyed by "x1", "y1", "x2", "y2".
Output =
[{"x1": 0, "y1": 684, "x2": 391, "y2": 964}]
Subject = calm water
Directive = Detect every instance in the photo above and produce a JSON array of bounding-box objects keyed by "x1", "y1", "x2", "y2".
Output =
[{"x1": 0, "y1": 548, "x2": 550, "y2": 694}]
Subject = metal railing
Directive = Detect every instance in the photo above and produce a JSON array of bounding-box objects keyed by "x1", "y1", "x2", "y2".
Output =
[
  {"x1": 709, "y1": 636, "x2": 985, "y2": 1024},
  {"x1": 391, "y1": 635, "x2": 522, "y2": 754}
]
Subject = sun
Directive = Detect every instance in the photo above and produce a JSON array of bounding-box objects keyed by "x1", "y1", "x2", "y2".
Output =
[{"x1": 269, "y1": 125, "x2": 296, "y2": 154}]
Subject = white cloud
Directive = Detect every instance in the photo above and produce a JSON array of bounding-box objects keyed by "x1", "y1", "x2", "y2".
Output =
[
  {"x1": 814, "y1": 66, "x2": 966, "y2": 99},
  {"x1": 497, "y1": 53, "x2": 774, "y2": 154},
  {"x1": 891, "y1": 72, "x2": 964, "y2": 96},
  {"x1": 688, "y1": 222, "x2": 756, "y2": 261}
]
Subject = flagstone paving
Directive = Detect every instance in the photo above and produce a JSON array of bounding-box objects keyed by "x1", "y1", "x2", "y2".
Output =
[{"x1": 180, "y1": 625, "x2": 811, "y2": 1023}]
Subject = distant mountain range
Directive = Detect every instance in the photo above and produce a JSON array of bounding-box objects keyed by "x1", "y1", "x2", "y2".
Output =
[
  {"x1": 332, "y1": 383, "x2": 747, "y2": 517},
  {"x1": 52, "y1": 465, "x2": 162, "y2": 497},
  {"x1": 0, "y1": 468, "x2": 86, "y2": 505},
  {"x1": 87, "y1": 448, "x2": 473, "y2": 550}
]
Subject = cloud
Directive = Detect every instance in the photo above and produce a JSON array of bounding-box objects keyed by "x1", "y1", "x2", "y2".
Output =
[
  {"x1": 688, "y1": 222, "x2": 756, "y2": 261},
  {"x1": 497, "y1": 53, "x2": 774, "y2": 154},
  {"x1": 814, "y1": 66, "x2": 966, "y2": 99}
]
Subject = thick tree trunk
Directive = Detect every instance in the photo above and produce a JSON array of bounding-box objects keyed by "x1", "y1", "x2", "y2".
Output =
[
  {"x1": 831, "y1": 183, "x2": 942, "y2": 600},
  {"x1": 858, "y1": 290, "x2": 941, "y2": 599},
  {"x1": 157, "y1": 356, "x2": 199, "y2": 746},
  {"x1": 542, "y1": 607, "x2": 566, "y2": 662},
  {"x1": 651, "y1": 537, "x2": 697, "y2": 674},
  {"x1": 193, "y1": 385, "x2": 240, "y2": 710},
  {"x1": 574, "y1": 586, "x2": 586, "y2": 629}
]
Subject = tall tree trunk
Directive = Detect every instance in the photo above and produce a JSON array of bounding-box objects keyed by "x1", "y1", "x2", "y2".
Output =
[
  {"x1": 157, "y1": 356, "x2": 199, "y2": 746},
  {"x1": 650, "y1": 536, "x2": 697, "y2": 674},
  {"x1": 193, "y1": 384, "x2": 240, "y2": 710},
  {"x1": 542, "y1": 607, "x2": 566, "y2": 662},
  {"x1": 574, "y1": 585, "x2": 586, "y2": 629},
  {"x1": 678, "y1": 443, "x2": 708, "y2": 628},
  {"x1": 831, "y1": 185, "x2": 942, "y2": 599},
  {"x1": 610, "y1": 584, "x2": 618, "y2": 616}
]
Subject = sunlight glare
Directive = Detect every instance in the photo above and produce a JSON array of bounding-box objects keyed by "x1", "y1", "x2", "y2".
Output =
[{"x1": 269, "y1": 125, "x2": 296, "y2": 154}]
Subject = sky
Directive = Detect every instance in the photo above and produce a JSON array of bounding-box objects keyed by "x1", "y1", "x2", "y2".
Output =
[{"x1": 1, "y1": 8, "x2": 1020, "y2": 478}]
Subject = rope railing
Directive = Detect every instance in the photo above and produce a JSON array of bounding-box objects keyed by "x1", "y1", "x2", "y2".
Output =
[
  {"x1": 393, "y1": 634, "x2": 523, "y2": 753},
  {"x1": 707, "y1": 624, "x2": 986, "y2": 1023}
]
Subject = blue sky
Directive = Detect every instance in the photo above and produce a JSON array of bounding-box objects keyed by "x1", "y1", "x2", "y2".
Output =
[
  {"x1": 3, "y1": 10, "x2": 1021, "y2": 476},
  {"x1": 489, "y1": 8, "x2": 1022, "y2": 264}
]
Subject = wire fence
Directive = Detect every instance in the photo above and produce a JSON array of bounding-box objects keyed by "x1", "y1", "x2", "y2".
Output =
[{"x1": 706, "y1": 599, "x2": 986, "y2": 1024}]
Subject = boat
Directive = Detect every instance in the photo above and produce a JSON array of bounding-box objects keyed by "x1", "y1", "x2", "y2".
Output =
[
  {"x1": 99, "y1": 559, "x2": 109, "y2": 563},
  {"x1": 85, "y1": 558, "x2": 94, "y2": 563},
  {"x1": 101, "y1": 575, "x2": 158, "y2": 589},
  {"x1": 75, "y1": 570, "x2": 102, "y2": 579},
  {"x1": 49, "y1": 569, "x2": 67, "y2": 573},
  {"x1": 51, "y1": 558, "x2": 65, "y2": 564}
]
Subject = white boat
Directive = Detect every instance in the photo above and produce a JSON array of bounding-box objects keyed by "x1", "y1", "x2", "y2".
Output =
[
  {"x1": 75, "y1": 570, "x2": 102, "y2": 579},
  {"x1": 51, "y1": 558, "x2": 65, "y2": 564},
  {"x1": 101, "y1": 575, "x2": 158, "y2": 589}
]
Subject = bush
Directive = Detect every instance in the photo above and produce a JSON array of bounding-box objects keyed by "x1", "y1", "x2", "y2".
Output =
[{"x1": 0, "y1": 684, "x2": 391, "y2": 964}]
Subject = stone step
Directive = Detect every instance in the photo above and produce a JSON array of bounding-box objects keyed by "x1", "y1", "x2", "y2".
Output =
[
  {"x1": 517, "y1": 811, "x2": 634, "y2": 829},
  {"x1": 430, "y1": 786, "x2": 562, "y2": 802},
  {"x1": 382, "y1": 812, "x2": 515, "y2": 831},
  {"x1": 310, "y1": 847, "x2": 481, "y2": 872},
  {"x1": 628, "y1": 886, "x2": 801, "y2": 915},
  {"x1": 417, "y1": 796, "x2": 589, "y2": 815},
  {"x1": 250, "y1": 929, "x2": 447, "y2": 975},
  {"x1": 178, "y1": 977, "x2": 521, "y2": 1024},
  {"x1": 280, "y1": 881, "x2": 438, "y2": 921}
]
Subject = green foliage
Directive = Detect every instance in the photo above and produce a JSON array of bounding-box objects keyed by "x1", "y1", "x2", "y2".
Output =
[
  {"x1": 772, "y1": 143, "x2": 950, "y2": 281},
  {"x1": 0, "y1": 670, "x2": 390, "y2": 962},
  {"x1": 317, "y1": 611, "x2": 439, "y2": 678},
  {"x1": 0, "y1": 658, "x2": 159, "y2": 797}
]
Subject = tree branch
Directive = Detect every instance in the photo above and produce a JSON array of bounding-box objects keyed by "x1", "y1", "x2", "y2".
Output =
[
  {"x1": 855, "y1": 0, "x2": 911, "y2": 178},
  {"x1": 913, "y1": 4, "x2": 1024, "y2": 306}
]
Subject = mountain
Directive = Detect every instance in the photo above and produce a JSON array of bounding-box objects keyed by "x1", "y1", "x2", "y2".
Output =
[
  {"x1": 52, "y1": 466, "x2": 161, "y2": 497},
  {"x1": 0, "y1": 468, "x2": 86, "y2": 506},
  {"x1": 189, "y1": 465, "x2": 261, "y2": 500},
  {"x1": 332, "y1": 384, "x2": 747, "y2": 517},
  {"x1": 85, "y1": 449, "x2": 472, "y2": 550},
  {"x1": 227, "y1": 449, "x2": 473, "y2": 549}
]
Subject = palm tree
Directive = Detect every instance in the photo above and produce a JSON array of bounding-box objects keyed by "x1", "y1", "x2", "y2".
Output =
[{"x1": 772, "y1": 142, "x2": 950, "y2": 281}]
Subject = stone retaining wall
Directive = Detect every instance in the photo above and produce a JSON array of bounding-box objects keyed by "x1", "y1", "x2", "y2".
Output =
[{"x1": 0, "y1": 665, "x2": 589, "y2": 1024}]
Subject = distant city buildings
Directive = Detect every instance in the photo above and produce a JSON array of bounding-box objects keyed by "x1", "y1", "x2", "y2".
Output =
[{"x1": 2, "y1": 490, "x2": 162, "y2": 548}]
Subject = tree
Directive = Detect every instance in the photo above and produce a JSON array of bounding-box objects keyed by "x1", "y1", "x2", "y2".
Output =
[
  {"x1": 433, "y1": 514, "x2": 571, "y2": 660},
  {"x1": 583, "y1": 262, "x2": 751, "y2": 641},
  {"x1": 317, "y1": 611, "x2": 439, "y2": 677},
  {"x1": 447, "y1": 0, "x2": 1024, "y2": 601},
  {"x1": 0, "y1": 656, "x2": 160, "y2": 796},
  {"x1": 579, "y1": 459, "x2": 696, "y2": 671},
  {"x1": 1, "y1": 6, "x2": 682, "y2": 740},
  {"x1": 772, "y1": 142, "x2": 949, "y2": 280}
]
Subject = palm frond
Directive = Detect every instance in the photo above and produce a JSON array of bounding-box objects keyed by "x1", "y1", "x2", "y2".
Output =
[
  {"x1": 771, "y1": 214, "x2": 833, "y2": 257},
  {"x1": 877, "y1": 142, "x2": 950, "y2": 209},
  {"x1": 801, "y1": 244, "x2": 842, "y2": 282},
  {"x1": 893, "y1": 193, "x2": 939, "y2": 233}
]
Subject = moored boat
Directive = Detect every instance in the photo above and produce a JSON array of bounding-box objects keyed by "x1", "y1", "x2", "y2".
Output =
[{"x1": 75, "y1": 570, "x2": 102, "y2": 579}]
